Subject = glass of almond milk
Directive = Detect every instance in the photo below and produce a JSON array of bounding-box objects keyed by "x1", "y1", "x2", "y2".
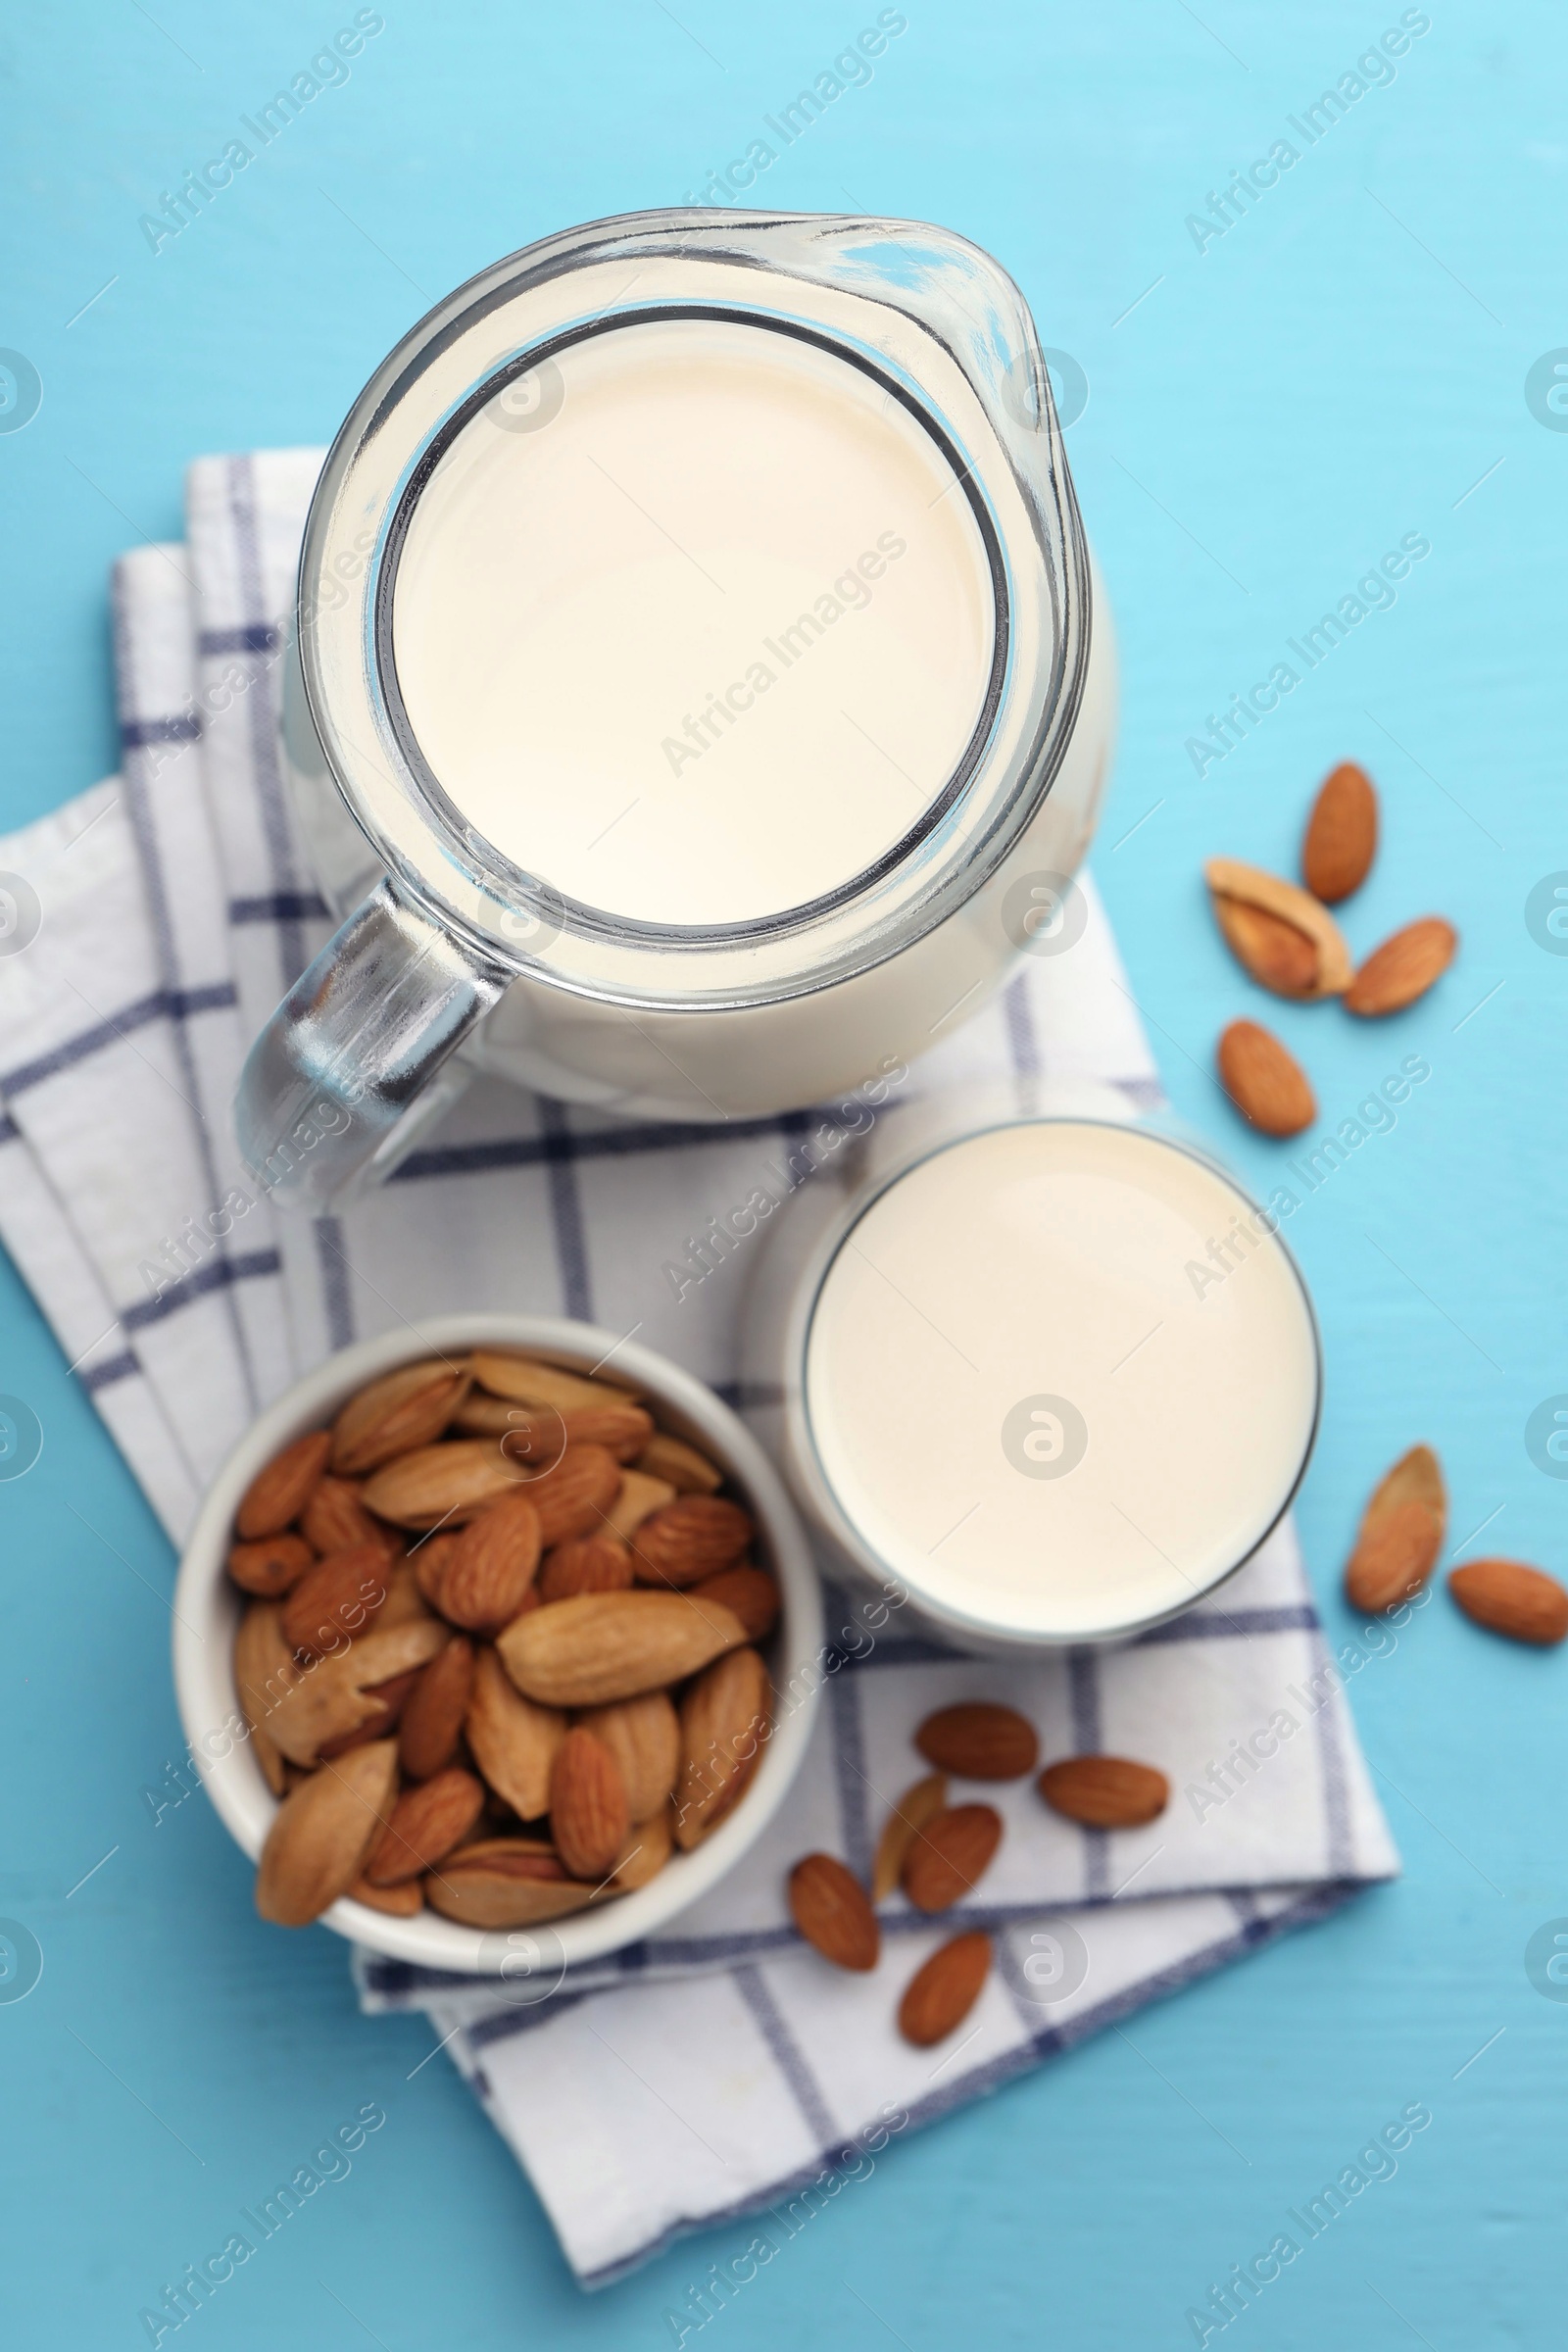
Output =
[
  {"x1": 740, "y1": 1083, "x2": 1322, "y2": 1650},
  {"x1": 237, "y1": 210, "x2": 1116, "y2": 1205}
]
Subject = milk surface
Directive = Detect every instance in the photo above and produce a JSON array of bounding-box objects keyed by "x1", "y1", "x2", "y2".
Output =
[
  {"x1": 389, "y1": 315, "x2": 996, "y2": 927},
  {"x1": 805, "y1": 1120, "x2": 1318, "y2": 1638}
]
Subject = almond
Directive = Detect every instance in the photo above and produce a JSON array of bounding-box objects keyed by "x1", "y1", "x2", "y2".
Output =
[
  {"x1": 255, "y1": 1740, "x2": 398, "y2": 1927},
  {"x1": 1302, "y1": 760, "x2": 1378, "y2": 903},
  {"x1": 871, "y1": 1771, "x2": 949, "y2": 1902},
  {"x1": 632, "y1": 1495, "x2": 754, "y2": 1587},
  {"x1": 412, "y1": 1531, "x2": 459, "y2": 1609},
  {"x1": 575, "y1": 1690, "x2": 680, "y2": 1822},
  {"x1": 318, "y1": 1666, "x2": 422, "y2": 1759},
  {"x1": 603, "y1": 1469, "x2": 677, "y2": 1540},
  {"x1": 550, "y1": 1727, "x2": 631, "y2": 1880},
  {"x1": 1345, "y1": 1498, "x2": 1442, "y2": 1614},
  {"x1": 1217, "y1": 1019, "x2": 1315, "y2": 1138},
  {"x1": 280, "y1": 1543, "x2": 392, "y2": 1660},
  {"x1": 330, "y1": 1359, "x2": 471, "y2": 1476},
  {"x1": 236, "y1": 1429, "x2": 331, "y2": 1540},
  {"x1": 1038, "y1": 1755, "x2": 1169, "y2": 1828},
  {"x1": 424, "y1": 1838, "x2": 596, "y2": 1928},
  {"x1": 1204, "y1": 858, "x2": 1352, "y2": 999},
  {"x1": 1363, "y1": 1442, "x2": 1446, "y2": 1537},
  {"x1": 452, "y1": 1393, "x2": 550, "y2": 1441},
  {"x1": 364, "y1": 1766, "x2": 486, "y2": 1884},
  {"x1": 362, "y1": 1440, "x2": 526, "y2": 1529},
  {"x1": 233, "y1": 1600, "x2": 293, "y2": 1795},
  {"x1": 438, "y1": 1490, "x2": 542, "y2": 1633},
  {"x1": 265, "y1": 1618, "x2": 449, "y2": 1767},
  {"x1": 545, "y1": 1400, "x2": 657, "y2": 1461},
  {"x1": 376, "y1": 1558, "x2": 436, "y2": 1633},
  {"x1": 898, "y1": 1932, "x2": 993, "y2": 2046},
  {"x1": 902, "y1": 1803, "x2": 1003, "y2": 1911},
  {"x1": 609, "y1": 1804, "x2": 674, "y2": 1890},
  {"x1": 789, "y1": 1852, "x2": 879, "y2": 1971},
  {"x1": 498, "y1": 1589, "x2": 749, "y2": 1709},
  {"x1": 520, "y1": 1444, "x2": 622, "y2": 1544},
  {"x1": 302, "y1": 1475, "x2": 398, "y2": 1560},
  {"x1": 915, "y1": 1703, "x2": 1039, "y2": 1782},
  {"x1": 690, "y1": 1563, "x2": 780, "y2": 1641},
  {"x1": 1448, "y1": 1559, "x2": 1568, "y2": 1646},
  {"x1": 539, "y1": 1532, "x2": 634, "y2": 1601},
  {"x1": 465, "y1": 1645, "x2": 565, "y2": 1819},
  {"x1": 398, "y1": 1635, "x2": 475, "y2": 1779},
  {"x1": 636, "y1": 1433, "x2": 723, "y2": 1494},
  {"x1": 470, "y1": 1351, "x2": 641, "y2": 1411},
  {"x1": 347, "y1": 1875, "x2": 424, "y2": 1918},
  {"x1": 227, "y1": 1532, "x2": 315, "y2": 1599},
  {"x1": 673, "y1": 1645, "x2": 770, "y2": 1848},
  {"x1": 1345, "y1": 917, "x2": 1457, "y2": 1016}
]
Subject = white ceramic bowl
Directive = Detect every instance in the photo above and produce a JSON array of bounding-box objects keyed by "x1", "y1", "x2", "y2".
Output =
[{"x1": 173, "y1": 1314, "x2": 823, "y2": 1975}]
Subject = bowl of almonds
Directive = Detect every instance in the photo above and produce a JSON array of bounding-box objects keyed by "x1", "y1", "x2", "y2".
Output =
[{"x1": 172, "y1": 1315, "x2": 822, "y2": 1970}]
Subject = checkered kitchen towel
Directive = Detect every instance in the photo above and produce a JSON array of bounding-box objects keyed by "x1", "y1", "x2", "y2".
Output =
[{"x1": 0, "y1": 449, "x2": 1397, "y2": 2286}]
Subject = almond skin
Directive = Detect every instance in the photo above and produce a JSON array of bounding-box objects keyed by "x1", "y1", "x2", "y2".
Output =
[
  {"x1": 1345, "y1": 917, "x2": 1457, "y2": 1016},
  {"x1": 439, "y1": 1490, "x2": 542, "y2": 1633},
  {"x1": 632, "y1": 1495, "x2": 754, "y2": 1588},
  {"x1": 236, "y1": 1429, "x2": 331, "y2": 1540},
  {"x1": 398, "y1": 1635, "x2": 475, "y2": 1780},
  {"x1": 871, "y1": 1772, "x2": 949, "y2": 1902},
  {"x1": 331, "y1": 1360, "x2": 470, "y2": 1476},
  {"x1": 302, "y1": 1475, "x2": 398, "y2": 1560},
  {"x1": 466, "y1": 1645, "x2": 565, "y2": 1820},
  {"x1": 280, "y1": 1543, "x2": 392, "y2": 1660},
  {"x1": 689, "y1": 1564, "x2": 780, "y2": 1642},
  {"x1": 1303, "y1": 760, "x2": 1378, "y2": 903},
  {"x1": 673, "y1": 1645, "x2": 770, "y2": 1848},
  {"x1": 1448, "y1": 1559, "x2": 1568, "y2": 1646},
  {"x1": 789, "y1": 1852, "x2": 879, "y2": 1971},
  {"x1": 636, "y1": 1433, "x2": 723, "y2": 1494},
  {"x1": 1039, "y1": 1756, "x2": 1169, "y2": 1828},
  {"x1": 498, "y1": 1590, "x2": 749, "y2": 1709},
  {"x1": 1217, "y1": 1019, "x2": 1315, "y2": 1139},
  {"x1": 362, "y1": 1441, "x2": 527, "y2": 1530},
  {"x1": 1204, "y1": 858, "x2": 1352, "y2": 999},
  {"x1": 519, "y1": 1444, "x2": 622, "y2": 1544},
  {"x1": 227, "y1": 1533, "x2": 315, "y2": 1599},
  {"x1": 898, "y1": 1932, "x2": 993, "y2": 2046},
  {"x1": 539, "y1": 1532, "x2": 635, "y2": 1601},
  {"x1": 574, "y1": 1690, "x2": 680, "y2": 1822},
  {"x1": 364, "y1": 1766, "x2": 486, "y2": 1884},
  {"x1": 915, "y1": 1703, "x2": 1039, "y2": 1782},
  {"x1": 550, "y1": 1727, "x2": 631, "y2": 1880},
  {"x1": 1345, "y1": 1498, "x2": 1442, "y2": 1614},
  {"x1": 255, "y1": 1740, "x2": 398, "y2": 1927},
  {"x1": 902, "y1": 1804, "x2": 1003, "y2": 1912}
]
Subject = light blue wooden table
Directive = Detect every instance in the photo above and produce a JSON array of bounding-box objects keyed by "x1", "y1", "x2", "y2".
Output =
[{"x1": 3, "y1": 4, "x2": 1563, "y2": 2342}]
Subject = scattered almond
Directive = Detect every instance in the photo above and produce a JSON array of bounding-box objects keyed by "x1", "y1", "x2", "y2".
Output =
[
  {"x1": 1448, "y1": 1559, "x2": 1568, "y2": 1646},
  {"x1": 1345, "y1": 1450, "x2": 1444, "y2": 1612},
  {"x1": 498, "y1": 1589, "x2": 749, "y2": 1709},
  {"x1": 871, "y1": 1771, "x2": 949, "y2": 1903},
  {"x1": 397, "y1": 1635, "x2": 475, "y2": 1780},
  {"x1": 1204, "y1": 858, "x2": 1352, "y2": 1000},
  {"x1": 236, "y1": 1430, "x2": 332, "y2": 1540},
  {"x1": 1345, "y1": 917, "x2": 1457, "y2": 1016},
  {"x1": 256, "y1": 1740, "x2": 398, "y2": 1927},
  {"x1": 690, "y1": 1563, "x2": 780, "y2": 1642},
  {"x1": 539, "y1": 1532, "x2": 635, "y2": 1601},
  {"x1": 632, "y1": 1495, "x2": 754, "y2": 1588},
  {"x1": 789, "y1": 1853, "x2": 879, "y2": 1971},
  {"x1": 902, "y1": 1803, "x2": 1003, "y2": 1912},
  {"x1": 674, "y1": 1646, "x2": 770, "y2": 1848},
  {"x1": 915, "y1": 1702, "x2": 1039, "y2": 1782},
  {"x1": 1216, "y1": 1019, "x2": 1315, "y2": 1138},
  {"x1": 1039, "y1": 1755, "x2": 1169, "y2": 1828},
  {"x1": 898, "y1": 1932, "x2": 992, "y2": 2046},
  {"x1": 1302, "y1": 761, "x2": 1378, "y2": 903},
  {"x1": 227, "y1": 1532, "x2": 315, "y2": 1599},
  {"x1": 550, "y1": 1728, "x2": 631, "y2": 1880}
]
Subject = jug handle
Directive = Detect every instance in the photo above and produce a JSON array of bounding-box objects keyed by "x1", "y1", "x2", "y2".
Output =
[{"x1": 233, "y1": 878, "x2": 512, "y2": 1210}]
